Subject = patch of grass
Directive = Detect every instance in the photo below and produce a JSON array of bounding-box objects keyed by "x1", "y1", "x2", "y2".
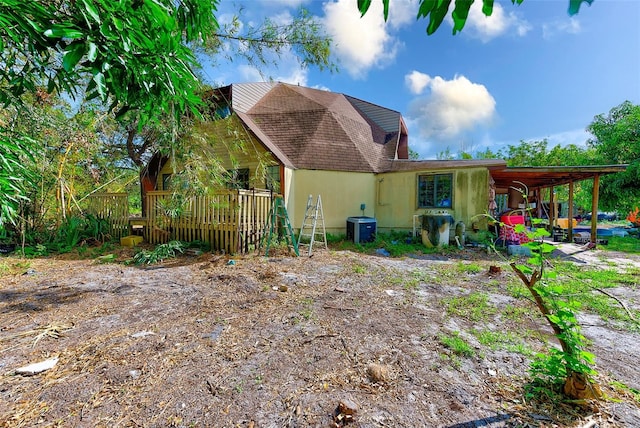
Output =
[
  {"x1": 442, "y1": 292, "x2": 497, "y2": 322},
  {"x1": 300, "y1": 297, "x2": 314, "y2": 321},
  {"x1": 549, "y1": 262, "x2": 640, "y2": 329},
  {"x1": 610, "y1": 381, "x2": 640, "y2": 403},
  {"x1": 473, "y1": 329, "x2": 534, "y2": 356},
  {"x1": 456, "y1": 261, "x2": 483, "y2": 274},
  {"x1": 352, "y1": 263, "x2": 367, "y2": 274},
  {"x1": 502, "y1": 304, "x2": 535, "y2": 322},
  {"x1": 333, "y1": 231, "x2": 461, "y2": 258},
  {"x1": 555, "y1": 262, "x2": 637, "y2": 287},
  {"x1": 401, "y1": 269, "x2": 431, "y2": 290},
  {"x1": 439, "y1": 352, "x2": 462, "y2": 369},
  {"x1": 506, "y1": 280, "x2": 529, "y2": 299},
  {"x1": 606, "y1": 236, "x2": 640, "y2": 254},
  {"x1": 0, "y1": 259, "x2": 31, "y2": 276},
  {"x1": 91, "y1": 241, "x2": 115, "y2": 257},
  {"x1": 439, "y1": 331, "x2": 474, "y2": 357},
  {"x1": 383, "y1": 271, "x2": 405, "y2": 286}
]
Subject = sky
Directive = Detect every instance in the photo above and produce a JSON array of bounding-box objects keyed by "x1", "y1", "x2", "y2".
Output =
[{"x1": 203, "y1": 0, "x2": 640, "y2": 159}]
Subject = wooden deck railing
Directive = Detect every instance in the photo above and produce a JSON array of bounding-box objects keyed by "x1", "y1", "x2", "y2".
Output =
[
  {"x1": 86, "y1": 193, "x2": 130, "y2": 238},
  {"x1": 145, "y1": 189, "x2": 274, "y2": 253},
  {"x1": 86, "y1": 190, "x2": 275, "y2": 253}
]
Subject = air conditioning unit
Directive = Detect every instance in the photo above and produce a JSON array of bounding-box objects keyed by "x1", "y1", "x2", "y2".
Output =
[{"x1": 346, "y1": 217, "x2": 376, "y2": 243}]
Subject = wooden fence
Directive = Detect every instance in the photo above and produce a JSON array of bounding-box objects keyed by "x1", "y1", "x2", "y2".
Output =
[
  {"x1": 145, "y1": 189, "x2": 274, "y2": 253},
  {"x1": 86, "y1": 192, "x2": 130, "y2": 238},
  {"x1": 86, "y1": 190, "x2": 275, "y2": 253}
]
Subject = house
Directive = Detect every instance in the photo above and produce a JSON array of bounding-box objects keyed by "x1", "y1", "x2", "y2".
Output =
[
  {"x1": 141, "y1": 82, "x2": 506, "y2": 245},
  {"x1": 141, "y1": 82, "x2": 626, "y2": 247}
]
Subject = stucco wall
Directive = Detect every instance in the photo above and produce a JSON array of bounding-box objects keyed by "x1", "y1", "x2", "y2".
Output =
[
  {"x1": 375, "y1": 168, "x2": 489, "y2": 234},
  {"x1": 285, "y1": 169, "x2": 376, "y2": 235}
]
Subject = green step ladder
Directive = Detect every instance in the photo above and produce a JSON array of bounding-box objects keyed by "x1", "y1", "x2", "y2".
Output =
[{"x1": 262, "y1": 197, "x2": 299, "y2": 257}]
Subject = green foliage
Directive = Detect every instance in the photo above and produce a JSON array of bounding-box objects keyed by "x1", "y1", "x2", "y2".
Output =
[
  {"x1": 96, "y1": 254, "x2": 116, "y2": 264},
  {"x1": 588, "y1": 101, "x2": 640, "y2": 211},
  {"x1": 1, "y1": 0, "x2": 219, "y2": 124},
  {"x1": 204, "y1": 8, "x2": 333, "y2": 75},
  {"x1": 345, "y1": 230, "x2": 455, "y2": 257},
  {"x1": 0, "y1": 0, "x2": 332, "y2": 229},
  {"x1": 33, "y1": 214, "x2": 117, "y2": 254},
  {"x1": 509, "y1": 213, "x2": 599, "y2": 392},
  {"x1": 529, "y1": 346, "x2": 596, "y2": 388},
  {"x1": 548, "y1": 262, "x2": 640, "y2": 329},
  {"x1": 439, "y1": 331, "x2": 474, "y2": 357},
  {"x1": 0, "y1": 133, "x2": 37, "y2": 227},
  {"x1": 56, "y1": 216, "x2": 83, "y2": 249},
  {"x1": 352, "y1": 263, "x2": 367, "y2": 274},
  {"x1": 455, "y1": 261, "x2": 483, "y2": 274},
  {"x1": 133, "y1": 240, "x2": 185, "y2": 265}
]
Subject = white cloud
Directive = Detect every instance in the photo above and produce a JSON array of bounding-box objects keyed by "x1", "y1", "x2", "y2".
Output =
[
  {"x1": 407, "y1": 74, "x2": 496, "y2": 141},
  {"x1": 276, "y1": 66, "x2": 309, "y2": 87},
  {"x1": 405, "y1": 70, "x2": 431, "y2": 95},
  {"x1": 463, "y1": 1, "x2": 531, "y2": 42},
  {"x1": 531, "y1": 128, "x2": 590, "y2": 148},
  {"x1": 387, "y1": 0, "x2": 419, "y2": 29},
  {"x1": 542, "y1": 17, "x2": 582, "y2": 40},
  {"x1": 238, "y1": 65, "x2": 265, "y2": 82},
  {"x1": 321, "y1": 0, "x2": 402, "y2": 78}
]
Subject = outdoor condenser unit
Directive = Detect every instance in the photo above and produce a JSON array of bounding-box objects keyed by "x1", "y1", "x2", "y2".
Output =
[{"x1": 346, "y1": 216, "x2": 376, "y2": 243}]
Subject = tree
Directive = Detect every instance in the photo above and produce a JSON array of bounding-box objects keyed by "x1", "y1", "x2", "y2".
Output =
[
  {"x1": 587, "y1": 101, "x2": 640, "y2": 212},
  {"x1": 120, "y1": 9, "x2": 334, "y2": 170},
  {"x1": 0, "y1": 0, "x2": 333, "y2": 226},
  {"x1": 357, "y1": 0, "x2": 594, "y2": 35},
  {"x1": 498, "y1": 139, "x2": 593, "y2": 168},
  {"x1": 0, "y1": 0, "x2": 219, "y2": 226}
]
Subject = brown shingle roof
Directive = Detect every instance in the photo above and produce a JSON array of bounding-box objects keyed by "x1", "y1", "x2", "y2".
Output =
[{"x1": 227, "y1": 83, "x2": 405, "y2": 173}]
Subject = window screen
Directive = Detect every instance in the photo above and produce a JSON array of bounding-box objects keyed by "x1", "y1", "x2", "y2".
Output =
[{"x1": 418, "y1": 174, "x2": 453, "y2": 208}]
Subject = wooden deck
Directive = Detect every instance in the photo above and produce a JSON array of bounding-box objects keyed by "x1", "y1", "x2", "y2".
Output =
[{"x1": 87, "y1": 190, "x2": 275, "y2": 254}]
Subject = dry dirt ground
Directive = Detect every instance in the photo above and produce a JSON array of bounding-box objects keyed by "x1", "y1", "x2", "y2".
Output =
[{"x1": 1, "y1": 243, "x2": 639, "y2": 428}]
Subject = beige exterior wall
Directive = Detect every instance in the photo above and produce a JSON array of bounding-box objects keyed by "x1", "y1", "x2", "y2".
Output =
[
  {"x1": 375, "y1": 167, "x2": 490, "y2": 234},
  {"x1": 284, "y1": 169, "x2": 376, "y2": 235},
  {"x1": 158, "y1": 116, "x2": 279, "y2": 191}
]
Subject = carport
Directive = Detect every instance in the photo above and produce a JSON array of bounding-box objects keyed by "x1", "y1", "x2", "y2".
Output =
[{"x1": 489, "y1": 164, "x2": 628, "y2": 243}]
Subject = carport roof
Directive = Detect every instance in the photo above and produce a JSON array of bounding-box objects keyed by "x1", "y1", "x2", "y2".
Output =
[{"x1": 489, "y1": 164, "x2": 628, "y2": 190}]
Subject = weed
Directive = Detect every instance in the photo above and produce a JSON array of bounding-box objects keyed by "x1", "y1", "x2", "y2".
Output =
[
  {"x1": 352, "y1": 263, "x2": 367, "y2": 274},
  {"x1": 132, "y1": 240, "x2": 185, "y2": 265},
  {"x1": 442, "y1": 292, "x2": 496, "y2": 323},
  {"x1": 300, "y1": 298, "x2": 314, "y2": 320},
  {"x1": 385, "y1": 274, "x2": 404, "y2": 287},
  {"x1": 456, "y1": 261, "x2": 483, "y2": 274},
  {"x1": 402, "y1": 269, "x2": 428, "y2": 290},
  {"x1": 473, "y1": 329, "x2": 533, "y2": 356},
  {"x1": 439, "y1": 331, "x2": 474, "y2": 357},
  {"x1": 502, "y1": 304, "x2": 535, "y2": 322},
  {"x1": 92, "y1": 242, "x2": 114, "y2": 257},
  {"x1": 610, "y1": 381, "x2": 640, "y2": 402}
]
